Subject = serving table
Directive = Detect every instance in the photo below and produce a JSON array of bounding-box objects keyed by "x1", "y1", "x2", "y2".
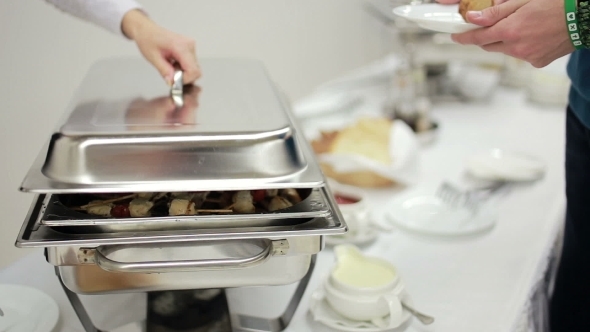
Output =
[{"x1": 0, "y1": 60, "x2": 567, "y2": 332}]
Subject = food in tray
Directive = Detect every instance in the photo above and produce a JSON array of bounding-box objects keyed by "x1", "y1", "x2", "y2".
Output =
[
  {"x1": 311, "y1": 117, "x2": 396, "y2": 188},
  {"x1": 459, "y1": 0, "x2": 492, "y2": 21},
  {"x1": 66, "y1": 189, "x2": 304, "y2": 218}
]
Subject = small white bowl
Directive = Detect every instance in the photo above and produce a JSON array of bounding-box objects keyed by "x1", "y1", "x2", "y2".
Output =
[
  {"x1": 324, "y1": 279, "x2": 405, "y2": 325},
  {"x1": 324, "y1": 245, "x2": 405, "y2": 326},
  {"x1": 329, "y1": 181, "x2": 370, "y2": 235},
  {"x1": 329, "y1": 248, "x2": 401, "y2": 297}
]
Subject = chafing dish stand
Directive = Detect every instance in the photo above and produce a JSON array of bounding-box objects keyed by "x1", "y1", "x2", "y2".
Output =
[{"x1": 54, "y1": 256, "x2": 317, "y2": 332}]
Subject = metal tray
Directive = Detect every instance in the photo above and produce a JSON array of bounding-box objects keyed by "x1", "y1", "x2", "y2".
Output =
[
  {"x1": 38, "y1": 188, "x2": 333, "y2": 233},
  {"x1": 16, "y1": 189, "x2": 346, "y2": 248},
  {"x1": 20, "y1": 58, "x2": 327, "y2": 193}
]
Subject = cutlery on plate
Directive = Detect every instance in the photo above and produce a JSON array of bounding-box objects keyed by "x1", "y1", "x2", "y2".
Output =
[{"x1": 436, "y1": 181, "x2": 509, "y2": 212}]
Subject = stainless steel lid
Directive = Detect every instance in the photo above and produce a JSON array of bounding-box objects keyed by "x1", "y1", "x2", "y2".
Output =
[
  {"x1": 59, "y1": 58, "x2": 292, "y2": 136},
  {"x1": 20, "y1": 58, "x2": 326, "y2": 193}
]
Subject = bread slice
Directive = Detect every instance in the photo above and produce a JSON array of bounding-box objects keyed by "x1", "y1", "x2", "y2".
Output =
[
  {"x1": 328, "y1": 117, "x2": 392, "y2": 164},
  {"x1": 320, "y1": 163, "x2": 396, "y2": 188},
  {"x1": 459, "y1": 0, "x2": 493, "y2": 21},
  {"x1": 310, "y1": 117, "x2": 396, "y2": 187},
  {"x1": 311, "y1": 130, "x2": 338, "y2": 154}
]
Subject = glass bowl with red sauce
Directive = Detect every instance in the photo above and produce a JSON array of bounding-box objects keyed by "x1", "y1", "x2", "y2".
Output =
[
  {"x1": 330, "y1": 181, "x2": 369, "y2": 236},
  {"x1": 334, "y1": 194, "x2": 360, "y2": 205}
]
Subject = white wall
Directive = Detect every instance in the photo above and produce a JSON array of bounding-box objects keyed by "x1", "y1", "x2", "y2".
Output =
[{"x1": 0, "y1": 0, "x2": 387, "y2": 267}]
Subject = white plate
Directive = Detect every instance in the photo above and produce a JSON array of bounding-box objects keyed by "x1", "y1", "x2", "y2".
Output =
[
  {"x1": 0, "y1": 284, "x2": 59, "y2": 332},
  {"x1": 385, "y1": 192, "x2": 497, "y2": 237},
  {"x1": 465, "y1": 149, "x2": 547, "y2": 182},
  {"x1": 309, "y1": 289, "x2": 412, "y2": 332},
  {"x1": 393, "y1": 4, "x2": 479, "y2": 34}
]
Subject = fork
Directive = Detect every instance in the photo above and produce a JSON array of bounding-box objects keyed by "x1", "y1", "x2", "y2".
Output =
[{"x1": 436, "y1": 181, "x2": 508, "y2": 212}]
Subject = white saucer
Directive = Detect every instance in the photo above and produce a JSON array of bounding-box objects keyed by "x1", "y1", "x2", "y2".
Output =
[
  {"x1": 465, "y1": 149, "x2": 546, "y2": 182},
  {"x1": 385, "y1": 192, "x2": 497, "y2": 237},
  {"x1": 393, "y1": 4, "x2": 479, "y2": 34},
  {"x1": 325, "y1": 226, "x2": 380, "y2": 246},
  {"x1": 0, "y1": 284, "x2": 59, "y2": 332},
  {"x1": 309, "y1": 290, "x2": 412, "y2": 332}
]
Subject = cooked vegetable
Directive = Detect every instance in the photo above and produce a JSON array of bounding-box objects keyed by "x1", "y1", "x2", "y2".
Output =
[
  {"x1": 280, "y1": 188, "x2": 301, "y2": 204},
  {"x1": 232, "y1": 191, "x2": 256, "y2": 214},
  {"x1": 86, "y1": 201, "x2": 113, "y2": 217},
  {"x1": 129, "y1": 198, "x2": 154, "y2": 217},
  {"x1": 169, "y1": 199, "x2": 197, "y2": 216},
  {"x1": 72, "y1": 189, "x2": 305, "y2": 218},
  {"x1": 252, "y1": 190, "x2": 266, "y2": 202},
  {"x1": 268, "y1": 196, "x2": 293, "y2": 212},
  {"x1": 110, "y1": 204, "x2": 130, "y2": 218}
]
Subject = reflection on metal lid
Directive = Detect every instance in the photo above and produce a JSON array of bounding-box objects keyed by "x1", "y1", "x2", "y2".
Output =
[{"x1": 60, "y1": 58, "x2": 292, "y2": 136}]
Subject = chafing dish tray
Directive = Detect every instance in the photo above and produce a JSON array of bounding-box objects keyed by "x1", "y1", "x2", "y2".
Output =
[
  {"x1": 15, "y1": 58, "x2": 346, "y2": 332},
  {"x1": 29, "y1": 187, "x2": 336, "y2": 233},
  {"x1": 17, "y1": 191, "x2": 343, "y2": 294}
]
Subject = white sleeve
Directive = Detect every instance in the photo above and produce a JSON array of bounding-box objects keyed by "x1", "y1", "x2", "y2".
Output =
[{"x1": 44, "y1": 0, "x2": 143, "y2": 37}]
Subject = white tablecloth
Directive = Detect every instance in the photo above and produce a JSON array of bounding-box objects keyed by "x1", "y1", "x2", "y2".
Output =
[
  {"x1": 0, "y1": 70, "x2": 566, "y2": 332},
  {"x1": 227, "y1": 83, "x2": 567, "y2": 332}
]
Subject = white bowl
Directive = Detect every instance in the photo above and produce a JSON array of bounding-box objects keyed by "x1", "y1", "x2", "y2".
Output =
[
  {"x1": 324, "y1": 278, "x2": 405, "y2": 325},
  {"x1": 324, "y1": 245, "x2": 405, "y2": 326},
  {"x1": 329, "y1": 181, "x2": 370, "y2": 235}
]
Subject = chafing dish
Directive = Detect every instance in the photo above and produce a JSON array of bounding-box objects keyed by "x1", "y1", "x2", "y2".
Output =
[{"x1": 15, "y1": 57, "x2": 346, "y2": 332}]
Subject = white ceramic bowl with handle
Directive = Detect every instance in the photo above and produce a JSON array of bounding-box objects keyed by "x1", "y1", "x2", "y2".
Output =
[{"x1": 324, "y1": 245, "x2": 406, "y2": 327}]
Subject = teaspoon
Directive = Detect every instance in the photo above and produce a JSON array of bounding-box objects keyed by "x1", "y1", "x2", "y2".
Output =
[
  {"x1": 402, "y1": 301, "x2": 434, "y2": 325},
  {"x1": 370, "y1": 301, "x2": 435, "y2": 328}
]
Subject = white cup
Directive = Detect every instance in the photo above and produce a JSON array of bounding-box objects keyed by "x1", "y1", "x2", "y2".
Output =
[{"x1": 324, "y1": 245, "x2": 405, "y2": 327}]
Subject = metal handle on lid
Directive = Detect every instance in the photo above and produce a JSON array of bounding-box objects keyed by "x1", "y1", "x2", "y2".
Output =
[
  {"x1": 94, "y1": 240, "x2": 274, "y2": 273},
  {"x1": 170, "y1": 63, "x2": 184, "y2": 107},
  {"x1": 171, "y1": 63, "x2": 184, "y2": 95}
]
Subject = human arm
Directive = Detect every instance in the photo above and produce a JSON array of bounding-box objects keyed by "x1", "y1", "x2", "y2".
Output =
[
  {"x1": 121, "y1": 9, "x2": 201, "y2": 84},
  {"x1": 44, "y1": 0, "x2": 201, "y2": 84},
  {"x1": 436, "y1": 0, "x2": 574, "y2": 68},
  {"x1": 45, "y1": 0, "x2": 142, "y2": 36}
]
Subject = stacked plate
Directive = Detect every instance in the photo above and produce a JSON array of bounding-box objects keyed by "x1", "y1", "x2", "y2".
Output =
[{"x1": 386, "y1": 149, "x2": 546, "y2": 237}]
